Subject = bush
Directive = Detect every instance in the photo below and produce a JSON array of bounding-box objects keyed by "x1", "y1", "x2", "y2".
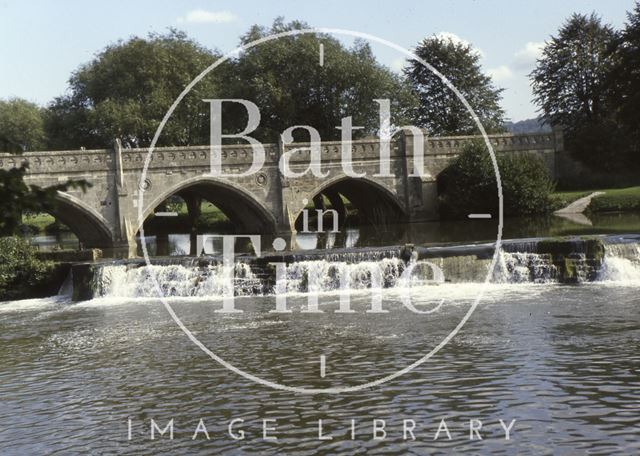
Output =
[
  {"x1": 438, "y1": 141, "x2": 555, "y2": 218},
  {"x1": 0, "y1": 236, "x2": 57, "y2": 300}
]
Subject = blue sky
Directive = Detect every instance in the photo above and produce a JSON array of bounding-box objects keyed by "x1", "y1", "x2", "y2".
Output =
[{"x1": 0, "y1": 0, "x2": 633, "y2": 120}]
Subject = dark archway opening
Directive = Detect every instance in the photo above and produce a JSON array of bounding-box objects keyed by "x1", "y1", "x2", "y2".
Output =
[
  {"x1": 139, "y1": 182, "x2": 276, "y2": 256},
  {"x1": 294, "y1": 179, "x2": 407, "y2": 248},
  {"x1": 22, "y1": 195, "x2": 114, "y2": 250}
]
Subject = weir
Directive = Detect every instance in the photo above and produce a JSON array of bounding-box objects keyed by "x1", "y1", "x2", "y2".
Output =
[{"x1": 69, "y1": 235, "x2": 640, "y2": 301}]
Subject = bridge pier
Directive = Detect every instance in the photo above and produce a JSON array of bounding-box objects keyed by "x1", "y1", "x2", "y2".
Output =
[
  {"x1": 324, "y1": 189, "x2": 346, "y2": 227},
  {"x1": 181, "y1": 192, "x2": 202, "y2": 256}
]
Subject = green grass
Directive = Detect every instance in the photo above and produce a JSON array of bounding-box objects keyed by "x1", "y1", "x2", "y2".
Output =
[
  {"x1": 551, "y1": 186, "x2": 640, "y2": 213},
  {"x1": 22, "y1": 212, "x2": 56, "y2": 230},
  {"x1": 145, "y1": 202, "x2": 233, "y2": 233},
  {"x1": 199, "y1": 203, "x2": 232, "y2": 225},
  {"x1": 589, "y1": 186, "x2": 640, "y2": 212},
  {"x1": 21, "y1": 212, "x2": 71, "y2": 234},
  {"x1": 550, "y1": 190, "x2": 591, "y2": 209}
]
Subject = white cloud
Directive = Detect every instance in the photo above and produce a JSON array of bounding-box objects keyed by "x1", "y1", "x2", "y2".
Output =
[
  {"x1": 513, "y1": 42, "x2": 545, "y2": 70},
  {"x1": 177, "y1": 10, "x2": 237, "y2": 24},
  {"x1": 487, "y1": 65, "x2": 513, "y2": 82},
  {"x1": 435, "y1": 31, "x2": 485, "y2": 58}
]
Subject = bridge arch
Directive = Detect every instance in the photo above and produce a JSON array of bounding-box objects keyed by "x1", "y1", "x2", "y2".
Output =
[
  {"x1": 138, "y1": 176, "x2": 278, "y2": 234},
  {"x1": 293, "y1": 175, "x2": 407, "y2": 230},
  {"x1": 50, "y1": 192, "x2": 115, "y2": 248}
]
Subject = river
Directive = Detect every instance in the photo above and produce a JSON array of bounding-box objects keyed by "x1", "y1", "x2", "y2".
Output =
[
  {"x1": 1, "y1": 238, "x2": 639, "y2": 454},
  {"x1": 31, "y1": 211, "x2": 640, "y2": 255}
]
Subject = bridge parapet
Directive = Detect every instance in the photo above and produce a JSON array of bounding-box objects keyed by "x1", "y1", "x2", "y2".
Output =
[
  {"x1": 283, "y1": 138, "x2": 400, "y2": 162},
  {"x1": 0, "y1": 148, "x2": 114, "y2": 175},
  {"x1": 424, "y1": 132, "x2": 556, "y2": 156},
  {"x1": 0, "y1": 131, "x2": 558, "y2": 172},
  {"x1": 410, "y1": 131, "x2": 560, "y2": 179},
  {"x1": 120, "y1": 143, "x2": 280, "y2": 170}
]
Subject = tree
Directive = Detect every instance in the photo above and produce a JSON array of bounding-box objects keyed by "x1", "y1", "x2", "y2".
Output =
[
  {"x1": 0, "y1": 237, "x2": 58, "y2": 300},
  {"x1": 0, "y1": 98, "x2": 86, "y2": 237},
  {"x1": 46, "y1": 23, "x2": 417, "y2": 148},
  {"x1": 46, "y1": 29, "x2": 222, "y2": 149},
  {"x1": 0, "y1": 98, "x2": 46, "y2": 152},
  {"x1": 608, "y1": 3, "x2": 640, "y2": 170},
  {"x1": 404, "y1": 34, "x2": 505, "y2": 135},
  {"x1": 438, "y1": 141, "x2": 554, "y2": 218},
  {"x1": 531, "y1": 13, "x2": 621, "y2": 170},
  {"x1": 0, "y1": 163, "x2": 89, "y2": 236},
  {"x1": 226, "y1": 18, "x2": 417, "y2": 142}
]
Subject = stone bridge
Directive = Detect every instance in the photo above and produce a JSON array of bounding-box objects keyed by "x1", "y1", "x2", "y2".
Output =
[{"x1": 1, "y1": 129, "x2": 563, "y2": 255}]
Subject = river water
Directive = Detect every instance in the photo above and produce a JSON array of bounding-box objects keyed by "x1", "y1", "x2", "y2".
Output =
[
  {"x1": 31, "y1": 211, "x2": 640, "y2": 254},
  {"x1": 1, "y1": 244, "x2": 639, "y2": 454}
]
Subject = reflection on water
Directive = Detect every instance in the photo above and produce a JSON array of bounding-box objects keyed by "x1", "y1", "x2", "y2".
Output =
[
  {"x1": 132, "y1": 211, "x2": 640, "y2": 256},
  {"x1": 30, "y1": 232, "x2": 79, "y2": 251},
  {"x1": 27, "y1": 211, "x2": 640, "y2": 254},
  {"x1": 0, "y1": 284, "x2": 638, "y2": 454}
]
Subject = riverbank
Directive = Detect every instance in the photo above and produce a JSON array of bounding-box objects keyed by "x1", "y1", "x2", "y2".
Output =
[{"x1": 552, "y1": 186, "x2": 640, "y2": 212}]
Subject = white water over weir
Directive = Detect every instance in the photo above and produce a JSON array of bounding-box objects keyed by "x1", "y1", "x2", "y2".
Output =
[{"x1": 90, "y1": 236, "x2": 640, "y2": 299}]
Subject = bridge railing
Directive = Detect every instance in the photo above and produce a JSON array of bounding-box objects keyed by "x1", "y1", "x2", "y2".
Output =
[
  {"x1": 423, "y1": 132, "x2": 556, "y2": 156},
  {"x1": 0, "y1": 131, "x2": 561, "y2": 174}
]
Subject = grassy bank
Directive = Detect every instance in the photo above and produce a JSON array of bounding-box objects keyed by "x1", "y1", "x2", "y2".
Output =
[
  {"x1": 22, "y1": 212, "x2": 58, "y2": 232},
  {"x1": 550, "y1": 190, "x2": 591, "y2": 209},
  {"x1": 144, "y1": 202, "x2": 233, "y2": 233},
  {"x1": 589, "y1": 187, "x2": 640, "y2": 212},
  {"x1": 552, "y1": 186, "x2": 640, "y2": 213}
]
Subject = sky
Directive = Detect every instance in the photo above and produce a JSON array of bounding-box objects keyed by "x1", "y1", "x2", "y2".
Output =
[{"x1": 0, "y1": 0, "x2": 634, "y2": 121}]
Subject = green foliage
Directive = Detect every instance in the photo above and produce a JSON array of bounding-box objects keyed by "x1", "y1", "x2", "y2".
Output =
[
  {"x1": 45, "y1": 21, "x2": 417, "y2": 148},
  {"x1": 144, "y1": 201, "x2": 232, "y2": 234},
  {"x1": 438, "y1": 141, "x2": 555, "y2": 218},
  {"x1": 0, "y1": 163, "x2": 90, "y2": 236},
  {"x1": 46, "y1": 29, "x2": 222, "y2": 149},
  {"x1": 0, "y1": 237, "x2": 56, "y2": 300},
  {"x1": 229, "y1": 18, "x2": 417, "y2": 142},
  {"x1": 404, "y1": 34, "x2": 505, "y2": 135},
  {"x1": 608, "y1": 3, "x2": 640, "y2": 170},
  {"x1": 530, "y1": 13, "x2": 625, "y2": 171},
  {"x1": 531, "y1": 14, "x2": 617, "y2": 128},
  {"x1": 0, "y1": 98, "x2": 46, "y2": 152}
]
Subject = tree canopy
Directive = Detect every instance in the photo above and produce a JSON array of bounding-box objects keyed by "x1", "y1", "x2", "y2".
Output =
[
  {"x1": 531, "y1": 13, "x2": 623, "y2": 170},
  {"x1": 608, "y1": 3, "x2": 640, "y2": 168},
  {"x1": 404, "y1": 35, "x2": 506, "y2": 135},
  {"x1": 46, "y1": 29, "x2": 222, "y2": 149},
  {"x1": 45, "y1": 20, "x2": 418, "y2": 148},
  {"x1": 531, "y1": 14, "x2": 618, "y2": 128},
  {"x1": 0, "y1": 98, "x2": 46, "y2": 152},
  {"x1": 226, "y1": 18, "x2": 417, "y2": 142}
]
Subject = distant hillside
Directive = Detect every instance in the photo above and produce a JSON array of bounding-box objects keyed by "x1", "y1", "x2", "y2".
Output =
[{"x1": 504, "y1": 118, "x2": 552, "y2": 134}]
